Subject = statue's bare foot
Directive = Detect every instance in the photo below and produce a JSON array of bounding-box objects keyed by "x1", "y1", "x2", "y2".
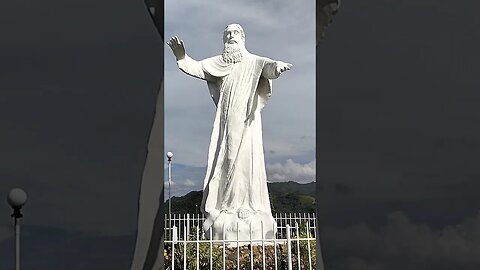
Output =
[{"x1": 237, "y1": 209, "x2": 251, "y2": 219}]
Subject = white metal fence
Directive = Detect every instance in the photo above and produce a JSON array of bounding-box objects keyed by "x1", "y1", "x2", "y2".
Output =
[{"x1": 164, "y1": 213, "x2": 316, "y2": 270}]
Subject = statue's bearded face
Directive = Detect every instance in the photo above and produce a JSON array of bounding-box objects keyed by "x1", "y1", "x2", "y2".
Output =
[
  {"x1": 223, "y1": 25, "x2": 245, "y2": 46},
  {"x1": 222, "y1": 24, "x2": 245, "y2": 64}
]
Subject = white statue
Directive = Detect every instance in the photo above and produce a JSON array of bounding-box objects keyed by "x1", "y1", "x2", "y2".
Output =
[{"x1": 167, "y1": 24, "x2": 292, "y2": 244}]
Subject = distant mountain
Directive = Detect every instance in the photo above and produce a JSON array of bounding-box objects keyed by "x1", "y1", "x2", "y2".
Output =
[
  {"x1": 268, "y1": 181, "x2": 316, "y2": 213},
  {"x1": 165, "y1": 190, "x2": 203, "y2": 215},
  {"x1": 165, "y1": 181, "x2": 316, "y2": 214}
]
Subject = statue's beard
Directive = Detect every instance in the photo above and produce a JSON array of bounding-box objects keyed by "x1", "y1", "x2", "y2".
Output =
[{"x1": 222, "y1": 43, "x2": 243, "y2": 64}]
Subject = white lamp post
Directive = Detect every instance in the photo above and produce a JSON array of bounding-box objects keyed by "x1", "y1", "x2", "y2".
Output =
[
  {"x1": 166, "y1": 151, "x2": 174, "y2": 236},
  {"x1": 7, "y1": 188, "x2": 27, "y2": 270}
]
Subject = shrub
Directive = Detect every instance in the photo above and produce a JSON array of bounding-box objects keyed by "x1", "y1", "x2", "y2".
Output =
[{"x1": 164, "y1": 239, "x2": 316, "y2": 269}]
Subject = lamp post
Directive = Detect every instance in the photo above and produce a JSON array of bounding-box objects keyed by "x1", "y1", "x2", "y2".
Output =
[
  {"x1": 7, "y1": 188, "x2": 27, "y2": 270},
  {"x1": 166, "y1": 151, "x2": 173, "y2": 237}
]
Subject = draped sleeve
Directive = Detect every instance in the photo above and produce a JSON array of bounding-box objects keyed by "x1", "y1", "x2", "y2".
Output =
[{"x1": 177, "y1": 55, "x2": 207, "y2": 80}]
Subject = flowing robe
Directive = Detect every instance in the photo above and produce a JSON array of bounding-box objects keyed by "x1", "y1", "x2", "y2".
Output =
[{"x1": 177, "y1": 51, "x2": 279, "y2": 230}]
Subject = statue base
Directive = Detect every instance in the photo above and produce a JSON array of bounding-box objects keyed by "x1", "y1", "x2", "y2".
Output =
[{"x1": 203, "y1": 210, "x2": 276, "y2": 247}]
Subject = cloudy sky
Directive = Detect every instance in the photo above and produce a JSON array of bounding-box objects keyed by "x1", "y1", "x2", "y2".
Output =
[
  {"x1": 1, "y1": 0, "x2": 480, "y2": 269},
  {"x1": 164, "y1": 0, "x2": 316, "y2": 197}
]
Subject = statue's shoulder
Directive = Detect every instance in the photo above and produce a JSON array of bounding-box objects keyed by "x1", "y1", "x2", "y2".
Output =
[
  {"x1": 201, "y1": 55, "x2": 234, "y2": 77},
  {"x1": 244, "y1": 52, "x2": 270, "y2": 64},
  {"x1": 245, "y1": 52, "x2": 261, "y2": 59},
  {"x1": 201, "y1": 55, "x2": 223, "y2": 64}
]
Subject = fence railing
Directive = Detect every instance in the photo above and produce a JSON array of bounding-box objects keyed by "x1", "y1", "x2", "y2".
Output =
[{"x1": 164, "y1": 213, "x2": 316, "y2": 270}]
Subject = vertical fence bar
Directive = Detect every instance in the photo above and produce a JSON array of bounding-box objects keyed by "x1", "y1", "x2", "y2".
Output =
[
  {"x1": 223, "y1": 224, "x2": 226, "y2": 270},
  {"x1": 275, "y1": 212, "x2": 278, "y2": 237},
  {"x1": 210, "y1": 229, "x2": 213, "y2": 270},
  {"x1": 182, "y1": 214, "x2": 184, "y2": 237},
  {"x1": 178, "y1": 214, "x2": 185, "y2": 237},
  {"x1": 200, "y1": 214, "x2": 204, "y2": 240},
  {"x1": 307, "y1": 213, "x2": 310, "y2": 235},
  {"x1": 296, "y1": 222, "x2": 301, "y2": 270},
  {"x1": 286, "y1": 213, "x2": 289, "y2": 237},
  {"x1": 250, "y1": 223, "x2": 253, "y2": 270},
  {"x1": 183, "y1": 225, "x2": 187, "y2": 270},
  {"x1": 171, "y1": 243, "x2": 175, "y2": 270},
  {"x1": 164, "y1": 214, "x2": 168, "y2": 240},
  {"x1": 172, "y1": 226, "x2": 177, "y2": 270},
  {"x1": 196, "y1": 225, "x2": 200, "y2": 270},
  {"x1": 261, "y1": 221, "x2": 265, "y2": 270},
  {"x1": 197, "y1": 214, "x2": 200, "y2": 239},
  {"x1": 237, "y1": 221, "x2": 240, "y2": 270},
  {"x1": 286, "y1": 224, "x2": 292, "y2": 270},
  {"x1": 173, "y1": 226, "x2": 178, "y2": 242},
  {"x1": 273, "y1": 221, "x2": 278, "y2": 270},
  {"x1": 187, "y1": 213, "x2": 190, "y2": 239},
  {"x1": 173, "y1": 214, "x2": 176, "y2": 239},
  {"x1": 288, "y1": 213, "x2": 291, "y2": 231},
  {"x1": 312, "y1": 212, "x2": 315, "y2": 237},
  {"x1": 307, "y1": 222, "x2": 312, "y2": 270}
]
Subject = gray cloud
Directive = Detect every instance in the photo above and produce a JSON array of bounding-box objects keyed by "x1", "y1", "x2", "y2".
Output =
[
  {"x1": 266, "y1": 159, "x2": 316, "y2": 183},
  {"x1": 321, "y1": 211, "x2": 480, "y2": 270}
]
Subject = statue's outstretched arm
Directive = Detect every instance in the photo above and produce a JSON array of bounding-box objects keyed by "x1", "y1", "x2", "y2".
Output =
[
  {"x1": 177, "y1": 56, "x2": 207, "y2": 80},
  {"x1": 167, "y1": 36, "x2": 207, "y2": 80},
  {"x1": 262, "y1": 59, "x2": 293, "y2": 79}
]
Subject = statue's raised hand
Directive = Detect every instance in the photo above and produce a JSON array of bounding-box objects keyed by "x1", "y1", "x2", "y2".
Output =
[
  {"x1": 167, "y1": 36, "x2": 186, "y2": 61},
  {"x1": 276, "y1": 61, "x2": 293, "y2": 75}
]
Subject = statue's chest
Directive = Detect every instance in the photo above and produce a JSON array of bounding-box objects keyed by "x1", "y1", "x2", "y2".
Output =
[
  {"x1": 217, "y1": 57, "x2": 263, "y2": 110},
  {"x1": 219, "y1": 59, "x2": 259, "y2": 89}
]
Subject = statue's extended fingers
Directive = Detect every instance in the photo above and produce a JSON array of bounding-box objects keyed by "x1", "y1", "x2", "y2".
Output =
[{"x1": 174, "y1": 36, "x2": 181, "y2": 45}]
